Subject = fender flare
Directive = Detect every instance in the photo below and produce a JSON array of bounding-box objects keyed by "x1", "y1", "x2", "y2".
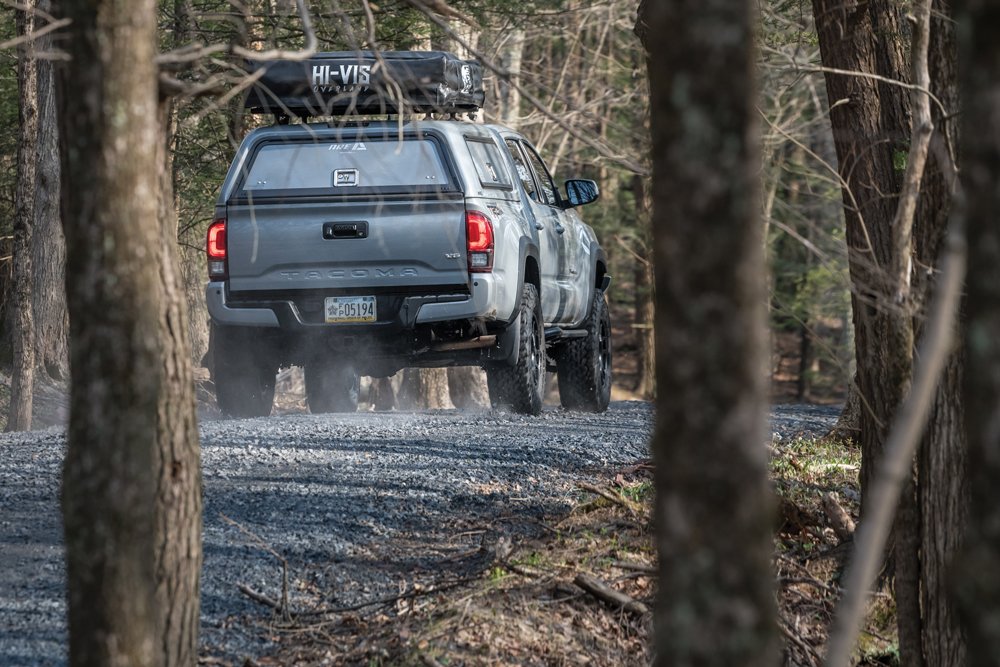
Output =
[
  {"x1": 492, "y1": 238, "x2": 540, "y2": 366},
  {"x1": 588, "y1": 243, "x2": 609, "y2": 295},
  {"x1": 507, "y1": 237, "x2": 540, "y2": 324}
]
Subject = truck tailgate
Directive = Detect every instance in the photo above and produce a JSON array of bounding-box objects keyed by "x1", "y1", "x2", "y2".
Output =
[{"x1": 226, "y1": 196, "x2": 468, "y2": 293}]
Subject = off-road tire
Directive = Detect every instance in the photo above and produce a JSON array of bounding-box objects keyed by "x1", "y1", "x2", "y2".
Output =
[
  {"x1": 486, "y1": 283, "x2": 545, "y2": 415},
  {"x1": 305, "y1": 360, "x2": 360, "y2": 413},
  {"x1": 555, "y1": 290, "x2": 611, "y2": 412},
  {"x1": 212, "y1": 325, "x2": 277, "y2": 418}
]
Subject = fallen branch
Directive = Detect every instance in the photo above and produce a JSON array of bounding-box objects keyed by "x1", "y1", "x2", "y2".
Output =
[
  {"x1": 220, "y1": 513, "x2": 291, "y2": 621},
  {"x1": 573, "y1": 572, "x2": 649, "y2": 615},
  {"x1": 508, "y1": 563, "x2": 544, "y2": 578},
  {"x1": 576, "y1": 482, "x2": 647, "y2": 518},
  {"x1": 298, "y1": 577, "x2": 476, "y2": 617},
  {"x1": 420, "y1": 654, "x2": 445, "y2": 667},
  {"x1": 611, "y1": 560, "x2": 657, "y2": 574},
  {"x1": 780, "y1": 616, "x2": 821, "y2": 667},
  {"x1": 237, "y1": 583, "x2": 281, "y2": 611}
]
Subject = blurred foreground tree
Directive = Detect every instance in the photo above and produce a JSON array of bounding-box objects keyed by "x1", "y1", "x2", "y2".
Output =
[
  {"x1": 955, "y1": 0, "x2": 1000, "y2": 663},
  {"x1": 56, "y1": 0, "x2": 201, "y2": 662},
  {"x1": 637, "y1": 0, "x2": 777, "y2": 664}
]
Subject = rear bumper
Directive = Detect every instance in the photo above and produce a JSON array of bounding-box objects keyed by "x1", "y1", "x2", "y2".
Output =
[
  {"x1": 206, "y1": 283, "x2": 281, "y2": 327},
  {"x1": 206, "y1": 274, "x2": 508, "y2": 329}
]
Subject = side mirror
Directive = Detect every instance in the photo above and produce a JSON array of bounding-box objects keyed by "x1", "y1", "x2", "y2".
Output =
[{"x1": 563, "y1": 179, "x2": 600, "y2": 208}]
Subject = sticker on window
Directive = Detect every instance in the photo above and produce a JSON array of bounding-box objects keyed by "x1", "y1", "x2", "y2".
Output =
[{"x1": 328, "y1": 142, "x2": 368, "y2": 152}]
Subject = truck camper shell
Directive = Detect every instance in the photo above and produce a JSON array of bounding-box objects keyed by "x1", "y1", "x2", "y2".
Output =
[{"x1": 243, "y1": 51, "x2": 485, "y2": 117}]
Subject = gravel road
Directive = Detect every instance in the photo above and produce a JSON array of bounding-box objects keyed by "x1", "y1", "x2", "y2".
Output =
[{"x1": 0, "y1": 401, "x2": 836, "y2": 666}]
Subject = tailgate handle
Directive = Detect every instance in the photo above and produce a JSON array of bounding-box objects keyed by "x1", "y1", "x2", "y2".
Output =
[{"x1": 323, "y1": 221, "x2": 368, "y2": 239}]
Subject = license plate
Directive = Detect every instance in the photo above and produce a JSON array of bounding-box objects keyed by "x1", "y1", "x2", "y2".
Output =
[{"x1": 324, "y1": 296, "x2": 376, "y2": 323}]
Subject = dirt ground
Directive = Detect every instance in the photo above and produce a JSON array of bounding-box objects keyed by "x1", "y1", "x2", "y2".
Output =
[
  {"x1": 236, "y1": 464, "x2": 656, "y2": 667},
  {"x1": 227, "y1": 420, "x2": 898, "y2": 667}
]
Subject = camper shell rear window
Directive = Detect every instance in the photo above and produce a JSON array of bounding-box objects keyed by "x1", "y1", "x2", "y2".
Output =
[{"x1": 236, "y1": 135, "x2": 457, "y2": 197}]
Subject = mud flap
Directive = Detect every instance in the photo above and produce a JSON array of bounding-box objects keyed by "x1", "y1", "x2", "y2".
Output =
[{"x1": 487, "y1": 316, "x2": 521, "y2": 367}]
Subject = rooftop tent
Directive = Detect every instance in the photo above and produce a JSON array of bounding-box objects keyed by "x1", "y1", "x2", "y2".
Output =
[{"x1": 243, "y1": 51, "x2": 485, "y2": 117}]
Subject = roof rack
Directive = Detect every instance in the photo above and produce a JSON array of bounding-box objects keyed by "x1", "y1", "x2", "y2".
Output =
[{"x1": 244, "y1": 51, "x2": 485, "y2": 118}]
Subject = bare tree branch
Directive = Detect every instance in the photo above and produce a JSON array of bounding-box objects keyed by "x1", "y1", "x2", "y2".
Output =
[
  {"x1": 0, "y1": 16, "x2": 70, "y2": 51},
  {"x1": 156, "y1": 0, "x2": 316, "y2": 65},
  {"x1": 406, "y1": 0, "x2": 647, "y2": 175}
]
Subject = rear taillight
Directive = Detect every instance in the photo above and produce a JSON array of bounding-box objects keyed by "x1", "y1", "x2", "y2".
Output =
[
  {"x1": 207, "y1": 218, "x2": 227, "y2": 279},
  {"x1": 466, "y1": 211, "x2": 494, "y2": 272}
]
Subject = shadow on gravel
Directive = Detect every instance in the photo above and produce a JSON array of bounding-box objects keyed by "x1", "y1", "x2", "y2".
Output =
[{"x1": 0, "y1": 402, "x2": 657, "y2": 666}]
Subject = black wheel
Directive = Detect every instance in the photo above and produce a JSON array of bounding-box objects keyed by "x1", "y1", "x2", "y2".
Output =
[
  {"x1": 305, "y1": 360, "x2": 360, "y2": 413},
  {"x1": 211, "y1": 325, "x2": 277, "y2": 418},
  {"x1": 556, "y1": 290, "x2": 612, "y2": 412},
  {"x1": 486, "y1": 283, "x2": 546, "y2": 415}
]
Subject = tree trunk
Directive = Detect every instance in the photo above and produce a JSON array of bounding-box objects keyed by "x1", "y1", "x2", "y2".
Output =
[
  {"x1": 153, "y1": 97, "x2": 202, "y2": 667},
  {"x1": 56, "y1": 0, "x2": 201, "y2": 662},
  {"x1": 447, "y1": 366, "x2": 489, "y2": 409},
  {"x1": 7, "y1": 3, "x2": 38, "y2": 432},
  {"x1": 31, "y1": 0, "x2": 68, "y2": 386},
  {"x1": 796, "y1": 323, "x2": 811, "y2": 402},
  {"x1": 56, "y1": 0, "x2": 163, "y2": 661},
  {"x1": 913, "y1": 6, "x2": 966, "y2": 664},
  {"x1": 630, "y1": 172, "x2": 654, "y2": 399},
  {"x1": 954, "y1": 3, "x2": 1000, "y2": 663},
  {"x1": 637, "y1": 1, "x2": 778, "y2": 665},
  {"x1": 813, "y1": 1, "x2": 966, "y2": 662},
  {"x1": 634, "y1": 259, "x2": 655, "y2": 398},
  {"x1": 494, "y1": 29, "x2": 524, "y2": 128},
  {"x1": 397, "y1": 367, "x2": 453, "y2": 410},
  {"x1": 370, "y1": 376, "x2": 396, "y2": 411},
  {"x1": 812, "y1": 0, "x2": 912, "y2": 517},
  {"x1": 811, "y1": 1, "x2": 919, "y2": 655},
  {"x1": 828, "y1": 375, "x2": 860, "y2": 441}
]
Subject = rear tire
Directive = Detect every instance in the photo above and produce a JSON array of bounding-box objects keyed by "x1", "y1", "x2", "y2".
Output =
[
  {"x1": 212, "y1": 325, "x2": 277, "y2": 418},
  {"x1": 486, "y1": 283, "x2": 545, "y2": 415},
  {"x1": 305, "y1": 360, "x2": 360, "y2": 413},
  {"x1": 556, "y1": 290, "x2": 612, "y2": 413}
]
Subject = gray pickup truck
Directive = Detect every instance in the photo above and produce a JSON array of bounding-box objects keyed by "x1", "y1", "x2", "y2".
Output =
[{"x1": 206, "y1": 54, "x2": 611, "y2": 417}]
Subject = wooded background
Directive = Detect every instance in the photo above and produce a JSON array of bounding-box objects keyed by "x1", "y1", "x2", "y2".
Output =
[
  {"x1": 8, "y1": 0, "x2": 1000, "y2": 665},
  {"x1": 0, "y1": 0, "x2": 857, "y2": 415}
]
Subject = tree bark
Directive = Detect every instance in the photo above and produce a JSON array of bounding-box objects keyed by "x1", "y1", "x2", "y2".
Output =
[
  {"x1": 811, "y1": 0, "x2": 912, "y2": 518},
  {"x1": 7, "y1": 3, "x2": 39, "y2": 432},
  {"x1": 630, "y1": 172, "x2": 654, "y2": 399},
  {"x1": 638, "y1": 1, "x2": 778, "y2": 665},
  {"x1": 494, "y1": 28, "x2": 524, "y2": 128},
  {"x1": 154, "y1": 97, "x2": 202, "y2": 667},
  {"x1": 31, "y1": 0, "x2": 68, "y2": 385},
  {"x1": 811, "y1": 2, "x2": 920, "y2": 658},
  {"x1": 913, "y1": 6, "x2": 966, "y2": 664},
  {"x1": 56, "y1": 0, "x2": 201, "y2": 662},
  {"x1": 813, "y1": 1, "x2": 966, "y2": 663},
  {"x1": 397, "y1": 367, "x2": 453, "y2": 410},
  {"x1": 447, "y1": 366, "x2": 489, "y2": 409}
]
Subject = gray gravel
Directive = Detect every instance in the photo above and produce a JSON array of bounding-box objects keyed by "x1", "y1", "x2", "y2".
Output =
[{"x1": 0, "y1": 401, "x2": 836, "y2": 666}]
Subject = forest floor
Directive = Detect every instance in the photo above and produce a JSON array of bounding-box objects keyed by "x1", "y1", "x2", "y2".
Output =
[{"x1": 224, "y1": 406, "x2": 889, "y2": 667}]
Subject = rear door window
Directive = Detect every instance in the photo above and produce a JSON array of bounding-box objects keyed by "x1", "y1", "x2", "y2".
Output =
[
  {"x1": 522, "y1": 143, "x2": 558, "y2": 207},
  {"x1": 240, "y1": 138, "x2": 452, "y2": 194},
  {"x1": 503, "y1": 138, "x2": 538, "y2": 202},
  {"x1": 466, "y1": 138, "x2": 512, "y2": 189}
]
